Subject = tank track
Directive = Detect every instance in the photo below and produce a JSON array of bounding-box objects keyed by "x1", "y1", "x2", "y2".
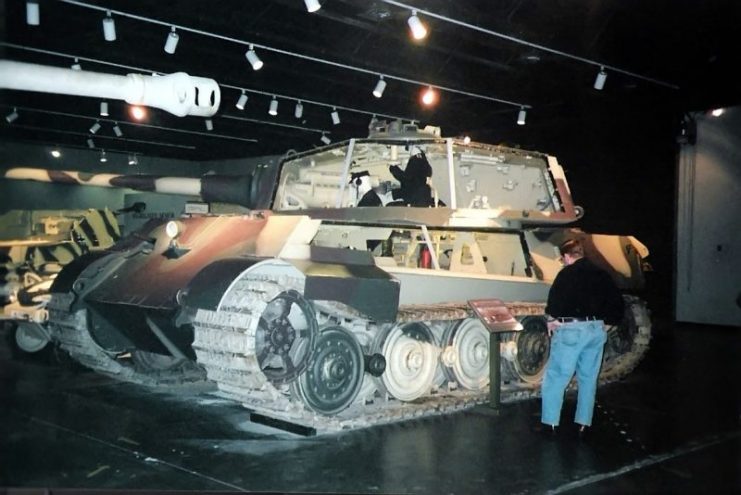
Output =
[
  {"x1": 43, "y1": 283, "x2": 650, "y2": 434},
  {"x1": 46, "y1": 293, "x2": 208, "y2": 388}
]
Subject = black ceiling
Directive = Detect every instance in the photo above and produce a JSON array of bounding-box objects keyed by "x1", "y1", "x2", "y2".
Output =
[{"x1": 1, "y1": 0, "x2": 739, "y2": 161}]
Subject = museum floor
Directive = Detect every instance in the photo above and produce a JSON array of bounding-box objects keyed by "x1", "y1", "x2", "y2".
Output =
[{"x1": 1, "y1": 317, "x2": 739, "y2": 495}]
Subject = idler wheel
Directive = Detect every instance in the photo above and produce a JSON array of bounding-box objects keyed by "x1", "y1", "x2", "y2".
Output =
[
  {"x1": 376, "y1": 322, "x2": 439, "y2": 401},
  {"x1": 255, "y1": 289, "x2": 317, "y2": 385},
  {"x1": 293, "y1": 325, "x2": 364, "y2": 415},
  {"x1": 441, "y1": 318, "x2": 489, "y2": 391}
]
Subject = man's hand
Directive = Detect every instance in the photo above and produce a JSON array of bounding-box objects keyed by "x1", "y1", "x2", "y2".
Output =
[{"x1": 547, "y1": 319, "x2": 562, "y2": 337}]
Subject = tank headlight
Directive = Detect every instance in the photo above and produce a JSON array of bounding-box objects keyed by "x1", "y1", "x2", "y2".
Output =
[{"x1": 165, "y1": 220, "x2": 182, "y2": 239}]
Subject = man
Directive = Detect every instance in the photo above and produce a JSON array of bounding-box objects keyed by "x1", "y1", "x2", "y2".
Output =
[{"x1": 540, "y1": 238, "x2": 624, "y2": 436}]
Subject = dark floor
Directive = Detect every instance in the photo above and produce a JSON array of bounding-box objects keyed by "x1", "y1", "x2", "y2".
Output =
[{"x1": 1, "y1": 317, "x2": 739, "y2": 495}]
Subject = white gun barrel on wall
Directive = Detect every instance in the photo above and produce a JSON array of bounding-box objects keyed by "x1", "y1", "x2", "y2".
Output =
[{"x1": 0, "y1": 60, "x2": 220, "y2": 117}]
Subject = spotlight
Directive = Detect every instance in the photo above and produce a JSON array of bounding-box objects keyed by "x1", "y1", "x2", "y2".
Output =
[
  {"x1": 100, "y1": 150, "x2": 107, "y2": 163},
  {"x1": 331, "y1": 108, "x2": 340, "y2": 125},
  {"x1": 130, "y1": 105, "x2": 146, "y2": 121},
  {"x1": 517, "y1": 107, "x2": 527, "y2": 126},
  {"x1": 205, "y1": 119, "x2": 213, "y2": 131},
  {"x1": 5, "y1": 108, "x2": 19, "y2": 123},
  {"x1": 113, "y1": 123, "x2": 123, "y2": 137},
  {"x1": 50, "y1": 149, "x2": 61, "y2": 158},
  {"x1": 245, "y1": 45, "x2": 264, "y2": 71},
  {"x1": 373, "y1": 76, "x2": 387, "y2": 98},
  {"x1": 304, "y1": 0, "x2": 321, "y2": 13},
  {"x1": 320, "y1": 133, "x2": 331, "y2": 145},
  {"x1": 164, "y1": 27, "x2": 179, "y2": 54},
  {"x1": 294, "y1": 101, "x2": 304, "y2": 119},
  {"x1": 102, "y1": 11, "x2": 116, "y2": 42},
  {"x1": 711, "y1": 108, "x2": 725, "y2": 117},
  {"x1": 26, "y1": 1, "x2": 40, "y2": 26},
  {"x1": 421, "y1": 86, "x2": 438, "y2": 106},
  {"x1": 407, "y1": 10, "x2": 428, "y2": 40},
  {"x1": 87, "y1": 138, "x2": 95, "y2": 149},
  {"x1": 71, "y1": 58, "x2": 82, "y2": 70},
  {"x1": 594, "y1": 66, "x2": 607, "y2": 90},
  {"x1": 128, "y1": 154, "x2": 138, "y2": 166},
  {"x1": 463, "y1": 136, "x2": 471, "y2": 145},
  {"x1": 89, "y1": 121, "x2": 102, "y2": 134},
  {"x1": 269, "y1": 97, "x2": 278, "y2": 116},
  {"x1": 100, "y1": 101, "x2": 109, "y2": 117},
  {"x1": 235, "y1": 91, "x2": 248, "y2": 110}
]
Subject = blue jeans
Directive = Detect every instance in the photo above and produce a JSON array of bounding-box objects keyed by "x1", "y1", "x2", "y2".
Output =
[{"x1": 541, "y1": 321, "x2": 607, "y2": 427}]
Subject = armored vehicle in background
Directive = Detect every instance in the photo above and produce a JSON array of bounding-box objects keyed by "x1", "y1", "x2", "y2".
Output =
[
  {"x1": 3, "y1": 122, "x2": 651, "y2": 432},
  {"x1": 0, "y1": 207, "x2": 121, "y2": 354}
]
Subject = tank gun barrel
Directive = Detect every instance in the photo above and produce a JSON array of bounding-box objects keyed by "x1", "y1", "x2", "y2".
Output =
[
  {"x1": 0, "y1": 60, "x2": 220, "y2": 117},
  {"x1": 3, "y1": 168, "x2": 256, "y2": 208}
]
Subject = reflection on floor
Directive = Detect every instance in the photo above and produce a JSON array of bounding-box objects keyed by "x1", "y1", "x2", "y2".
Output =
[{"x1": 1, "y1": 318, "x2": 739, "y2": 494}]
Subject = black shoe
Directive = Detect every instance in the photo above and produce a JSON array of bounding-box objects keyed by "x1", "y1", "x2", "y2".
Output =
[{"x1": 533, "y1": 423, "x2": 558, "y2": 437}]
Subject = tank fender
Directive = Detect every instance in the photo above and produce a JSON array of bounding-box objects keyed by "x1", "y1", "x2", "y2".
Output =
[
  {"x1": 292, "y1": 246, "x2": 400, "y2": 323},
  {"x1": 182, "y1": 257, "x2": 266, "y2": 311}
]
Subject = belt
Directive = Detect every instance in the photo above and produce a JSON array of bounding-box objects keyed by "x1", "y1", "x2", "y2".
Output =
[{"x1": 556, "y1": 316, "x2": 599, "y2": 323}]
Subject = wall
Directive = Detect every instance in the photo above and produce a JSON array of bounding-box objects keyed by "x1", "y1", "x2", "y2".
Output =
[{"x1": 676, "y1": 107, "x2": 741, "y2": 326}]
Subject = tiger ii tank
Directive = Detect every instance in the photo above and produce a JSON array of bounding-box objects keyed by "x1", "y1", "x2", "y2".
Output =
[{"x1": 3, "y1": 121, "x2": 651, "y2": 433}]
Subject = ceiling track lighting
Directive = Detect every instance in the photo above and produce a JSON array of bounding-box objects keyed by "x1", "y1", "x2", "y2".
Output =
[
  {"x1": 112, "y1": 122, "x2": 123, "y2": 137},
  {"x1": 517, "y1": 107, "x2": 527, "y2": 126},
  {"x1": 407, "y1": 10, "x2": 428, "y2": 40},
  {"x1": 373, "y1": 76, "x2": 387, "y2": 98},
  {"x1": 594, "y1": 66, "x2": 607, "y2": 90},
  {"x1": 26, "y1": 1, "x2": 40, "y2": 26},
  {"x1": 164, "y1": 26, "x2": 180, "y2": 54},
  {"x1": 71, "y1": 58, "x2": 82, "y2": 70},
  {"x1": 205, "y1": 118, "x2": 213, "y2": 131},
  {"x1": 236, "y1": 91, "x2": 248, "y2": 110},
  {"x1": 421, "y1": 86, "x2": 437, "y2": 106},
  {"x1": 245, "y1": 45, "x2": 263, "y2": 71},
  {"x1": 102, "y1": 11, "x2": 116, "y2": 42},
  {"x1": 6, "y1": 108, "x2": 19, "y2": 123},
  {"x1": 99, "y1": 150, "x2": 107, "y2": 162},
  {"x1": 50, "y1": 149, "x2": 62, "y2": 158},
  {"x1": 100, "y1": 101, "x2": 109, "y2": 117},
  {"x1": 269, "y1": 96, "x2": 279, "y2": 116},
  {"x1": 304, "y1": 0, "x2": 321, "y2": 13},
  {"x1": 331, "y1": 108, "x2": 340, "y2": 125},
  {"x1": 294, "y1": 101, "x2": 304, "y2": 119},
  {"x1": 89, "y1": 121, "x2": 101, "y2": 134},
  {"x1": 87, "y1": 138, "x2": 95, "y2": 149},
  {"x1": 320, "y1": 133, "x2": 331, "y2": 145},
  {"x1": 128, "y1": 154, "x2": 138, "y2": 165}
]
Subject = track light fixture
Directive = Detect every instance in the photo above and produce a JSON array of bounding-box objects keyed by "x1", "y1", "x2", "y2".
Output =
[
  {"x1": 5, "y1": 108, "x2": 19, "y2": 123},
  {"x1": 408, "y1": 10, "x2": 428, "y2": 40},
  {"x1": 320, "y1": 133, "x2": 331, "y2": 145},
  {"x1": 205, "y1": 118, "x2": 213, "y2": 131},
  {"x1": 421, "y1": 86, "x2": 437, "y2": 106},
  {"x1": 100, "y1": 150, "x2": 107, "y2": 163},
  {"x1": 245, "y1": 45, "x2": 264, "y2": 71},
  {"x1": 236, "y1": 90, "x2": 248, "y2": 110},
  {"x1": 517, "y1": 107, "x2": 527, "y2": 126},
  {"x1": 373, "y1": 76, "x2": 387, "y2": 98},
  {"x1": 164, "y1": 26, "x2": 180, "y2": 54},
  {"x1": 304, "y1": 0, "x2": 321, "y2": 13},
  {"x1": 593, "y1": 66, "x2": 607, "y2": 90},
  {"x1": 102, "y1": 11, "x2": 116, "y2": 42},
  {"x1": 128, "y1": 154, "x2": 138, "y2": 166},
  {"x1": 113, "y1": 123, "x2": 123, "y2": 137},
  {"x1": 26, "y1": 1, "x2": 40, "y2": 26},
  {"x1": 269, "y1": 96, "x2": 279, "y2": 116},
  {"x1": 71, "y1": 58, "x2": 82, "y2": 70},
  {"x1": 463, "y1": 136, "x2": 471, "y2": 145},
  {"x1": 100, "y1": 101, "x2": 109, "y2": 117},
  {"x1": 87, "y1": 138, "x2": 95, "y2": 149},
  {"x1": 89, "y1": 121, "x2": 101, "y2": 134},
  {"x1": 331, "y1": 108, "x2": 340, "y2": 125},
  {"x1": 294, "y1": 101, "x2": 304, "y2": 119},
  {"x1": 50, "y1": 149, "x2": 62, "y2": 158}
]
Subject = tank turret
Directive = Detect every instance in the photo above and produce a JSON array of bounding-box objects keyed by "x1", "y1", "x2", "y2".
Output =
[{"x1": 2, "y1": 122, "x2": 652, "y2": 433}]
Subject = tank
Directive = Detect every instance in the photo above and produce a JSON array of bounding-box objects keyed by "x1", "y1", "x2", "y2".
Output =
[
  {"x1": 2, "y1": 122, "x2": 651, "y2": 433},
  {"x1": 0, "y1": 207, "x2": 122, "y2": 354}
]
